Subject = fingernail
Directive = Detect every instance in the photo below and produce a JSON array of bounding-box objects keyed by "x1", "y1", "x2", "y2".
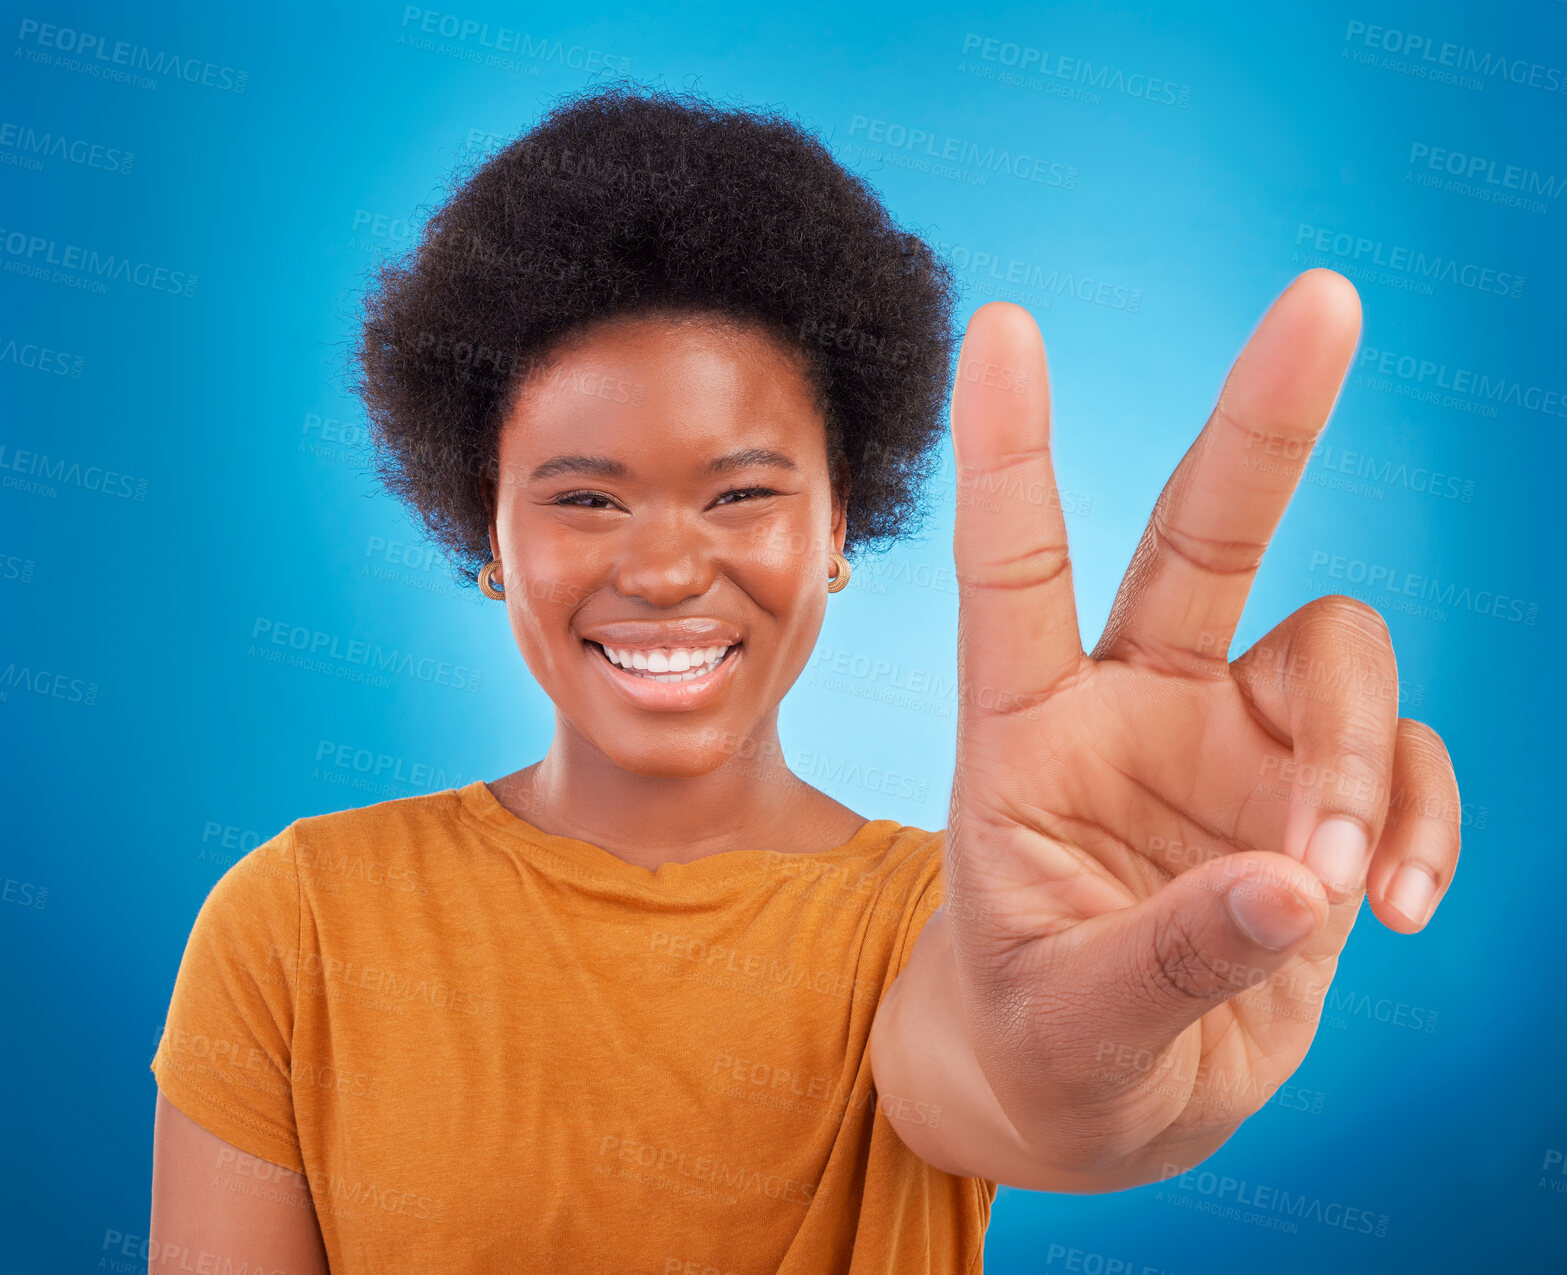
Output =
[
  {"x1": 1305, "y1": 818, "x2": 1368, "y2": 894},
  {"x1": 1225, "y1": 877, "x2": 1316, "y2": 951},
  {"x1": 1387, "y1": 861, "x2": 1438, "y2": 928}
]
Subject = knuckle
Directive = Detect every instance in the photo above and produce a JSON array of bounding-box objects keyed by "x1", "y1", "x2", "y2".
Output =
[
  {"x1": 1146, "y1": 910, "x2": 1226, "y2": 1004},
  {"x1": 1113, "y1": 629, "x2": 1230, "y2": 682},
  {"x1": 1386, "y1": 718, "x2": 1462, "y2": 853},
  {"x1": 1002, "y1": 540, "x2": 1073, "y2": 590},
  {"x1": 1436, "y1": 822, "x2": 1462, "y2": 866},
  {"x1": 1291, "y1": 743, "x2": 1391, "y2": 815},
  {"x1": 1210, "y1": 398, "x2": 1308, "y2": 459},
  {"x1": 1148, "y1": 502, "x2": 1269, "y2": 578},
  {"x1": 1301, "y1": 594, "x2": 1393, "y2": 648},
  {"x1": 956, "y1": 540, "x2": 1072, "y2": 592},
  {"x1": 1397, "y1": 717, "x2": 1455, "y2": 774}
]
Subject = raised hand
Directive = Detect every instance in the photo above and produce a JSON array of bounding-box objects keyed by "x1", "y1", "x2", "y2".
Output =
[{"x1": 942, "y1": 269, "x2": 1461, "y2": 1177}]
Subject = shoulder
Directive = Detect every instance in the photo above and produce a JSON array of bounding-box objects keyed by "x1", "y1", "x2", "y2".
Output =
[
  {"x1": 208, "y1": 786, "x2": 472, "y2": 918},
  {"x1": 290, "y1": 784, "x2": 466, "y2": 847},
  {"x1": 876, "y1": 823, "x2": 947, "y2": 883},
  {"x1": 864, "y1": 825, "x2": 949, "y2": 985},
  {"x1": 845, "y1": 822, "x2": 948, "y2": 927},
  {"x1": 284, "y1": 785, "x2": 473, "y2": 894}
]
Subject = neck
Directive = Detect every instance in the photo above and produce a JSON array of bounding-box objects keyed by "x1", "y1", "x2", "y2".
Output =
[{"x1": 489, "y1": 711, "x2": 831, "y2": 868}]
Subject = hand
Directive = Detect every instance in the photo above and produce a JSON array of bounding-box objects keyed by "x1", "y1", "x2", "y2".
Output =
[{"x1": 942, "y1": 269, "x2": 1461, "y2": 1179}]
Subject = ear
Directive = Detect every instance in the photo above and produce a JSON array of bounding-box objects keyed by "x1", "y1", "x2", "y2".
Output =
[
  {"x1": 830, "y1": 456, "x2": 851, "y2": 556},
  {"x1": 482, "y1": 461, "x2": 501, "y2": 564}
]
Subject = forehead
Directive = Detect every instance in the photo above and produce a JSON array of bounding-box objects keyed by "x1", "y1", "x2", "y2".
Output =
[{"x1": 499, "y1": 312, "x2": 825, "y2": 450}]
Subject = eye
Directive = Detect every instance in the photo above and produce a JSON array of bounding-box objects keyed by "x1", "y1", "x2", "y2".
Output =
[
  {"x1": 549, "y1": 486, "x2": 779, "y2": 510},
  {"x1": 714, "y1": 485, "x2": 779, "y2": 506},
  {"x1": 551, "y1": 491, "x2": 618, "y2": 509}
]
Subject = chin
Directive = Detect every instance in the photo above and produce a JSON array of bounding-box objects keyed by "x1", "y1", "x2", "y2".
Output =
[{"x1": 594, "y1": 739, "x2": 739, "y2": 779}]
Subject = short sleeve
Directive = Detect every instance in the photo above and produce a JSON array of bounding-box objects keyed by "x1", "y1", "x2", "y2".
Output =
[
  {"x1": 149, "y1": 825, "x2": 304, "y2": 1174},
  {"x1": 884, "y1": 829, "x2": 948, "y2": 993}
]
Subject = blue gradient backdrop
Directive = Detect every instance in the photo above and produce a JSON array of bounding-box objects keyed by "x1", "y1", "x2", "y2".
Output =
[{"x1": 2, "y1": 1, "x2": 1563, "y2": 1270}]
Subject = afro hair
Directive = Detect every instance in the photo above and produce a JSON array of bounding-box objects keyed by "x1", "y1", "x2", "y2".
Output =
[{"x1": 352, "y1": 81, "x2": 962, "y2": 586}]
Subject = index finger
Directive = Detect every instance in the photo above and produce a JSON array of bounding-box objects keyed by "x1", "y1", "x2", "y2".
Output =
[
  {"x1": 1095, "y1": 268, "x2": 1363, "y2": 668},
  {"x1": 950, "y1": 302, "x2": 1084, "y2": 714}
]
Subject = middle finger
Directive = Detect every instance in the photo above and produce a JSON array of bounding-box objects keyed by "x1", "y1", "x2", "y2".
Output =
[{"x1": 1093, "y1": 268, "x2": 1363, "y2": 670}]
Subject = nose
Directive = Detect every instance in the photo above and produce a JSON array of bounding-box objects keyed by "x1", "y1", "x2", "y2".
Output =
[{"x1": 609, "y1": 506, "x2": 716, "y2": 606}]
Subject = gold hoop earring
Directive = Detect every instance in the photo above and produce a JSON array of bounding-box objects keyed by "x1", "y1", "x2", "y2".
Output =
[
  {"x1": 827, "y1": 550, "x2": 851, "y2": 593},
  {"x1": 478, "y1": 560, "x2": 505, "y2": 600}
]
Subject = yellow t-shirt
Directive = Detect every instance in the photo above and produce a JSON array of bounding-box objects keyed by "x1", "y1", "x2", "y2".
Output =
[{"x1": 150, "y1": 780, "x2": 997, "y2": 1273}]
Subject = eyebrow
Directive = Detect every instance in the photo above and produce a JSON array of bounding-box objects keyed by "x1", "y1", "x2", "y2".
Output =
[{"x1": 528, "y1": 447, "x2": 801, "y2": 483}]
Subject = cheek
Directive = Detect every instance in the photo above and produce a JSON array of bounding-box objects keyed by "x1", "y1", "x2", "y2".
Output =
[
  {"x1": 497, "y1": 507, "x2": 829, "y2": 655},
  {"x1": 498, "y1": 509, "x2": 592, "y2": 605},
  {"x1": 729, "y1": 523, "x2": 821, "y2": 612},
  {"x1": 734, "y1": 506, "x2": 836, "y2": 582},
  {"x1": 502, "y1": 596, "x2": 564, "y2": 689},
  {"x1": 512, "y1": 549, "x2": 586, "y2": 610},
  {"x1": 732, "y1": 528, "x2": 830, "y2": 657},
  {"x1": 496, "y1": 525, "x2": 590, "y2": 674}
]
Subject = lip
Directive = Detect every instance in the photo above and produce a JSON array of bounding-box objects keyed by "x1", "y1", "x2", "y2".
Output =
[
  {"x1": 579, "y1": 617, "x2": 743, "y2": 647},
  {"x1": 583, "y1": 638, "x2": 743, "y2": 712}
]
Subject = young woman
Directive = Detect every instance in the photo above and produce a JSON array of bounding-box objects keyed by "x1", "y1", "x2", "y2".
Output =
[{"x1": 148, "y1": 83, "x2": 1460, "y2": 1274}]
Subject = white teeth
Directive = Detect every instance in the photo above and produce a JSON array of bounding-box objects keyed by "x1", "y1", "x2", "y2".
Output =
[{"x1": 594, "y1": 642, "x2": 735, "y2": 682}]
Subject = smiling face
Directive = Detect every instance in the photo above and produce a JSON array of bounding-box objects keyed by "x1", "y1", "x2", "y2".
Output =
[{"x1": 486, "y1": 309, "x2": 849, "y2": 778}]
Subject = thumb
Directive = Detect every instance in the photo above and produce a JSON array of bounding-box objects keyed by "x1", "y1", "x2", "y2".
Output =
[{"x1": 1063, "y1": 852, "x2": 1329, "y2": 1066}]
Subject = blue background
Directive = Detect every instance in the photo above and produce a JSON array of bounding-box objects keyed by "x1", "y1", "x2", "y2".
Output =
[{"x1": 2, "y1": 1, "x2": 1563, "y2": 1270}]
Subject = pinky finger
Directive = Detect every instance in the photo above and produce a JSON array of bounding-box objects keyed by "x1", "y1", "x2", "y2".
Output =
[{"x1": 1366, "y1": 719, "x2": 1461, "y2": 933}]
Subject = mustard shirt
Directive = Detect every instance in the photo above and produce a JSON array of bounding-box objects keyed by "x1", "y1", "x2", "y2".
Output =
[{"x1": 149, "y1": 781, "x2": 997, "y2": 1273}]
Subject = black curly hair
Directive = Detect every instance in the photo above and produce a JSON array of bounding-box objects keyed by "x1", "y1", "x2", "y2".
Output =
[{"x1": 352, "y1": 80, "x2": 961, "y2": 586}]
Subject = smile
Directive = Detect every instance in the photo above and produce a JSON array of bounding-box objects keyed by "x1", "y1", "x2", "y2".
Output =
[
  {"x1": 589, "y1": 641, "x2": 737, "y2": 682},
  {"x1": 581, "y1": 638, "x2": 744, "y2": 711}
]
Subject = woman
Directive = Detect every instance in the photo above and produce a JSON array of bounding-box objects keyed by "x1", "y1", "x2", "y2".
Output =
[{"x1": 148, "y1": 83, "x2": 1460, "y2": 1274}]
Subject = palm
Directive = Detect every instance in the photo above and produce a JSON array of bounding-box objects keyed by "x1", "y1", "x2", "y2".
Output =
[
  {"x1": 966, "y1": 662, "x2": 1353, "y2": 1135},
  {"x1": 943, "y1": 271, "x2": 1460, "y2": 1164}
]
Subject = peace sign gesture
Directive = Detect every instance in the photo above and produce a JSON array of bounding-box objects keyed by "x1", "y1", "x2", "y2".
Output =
[{"x1": 935, "y1": 269, "x2": 1460, "y2": 1177}]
